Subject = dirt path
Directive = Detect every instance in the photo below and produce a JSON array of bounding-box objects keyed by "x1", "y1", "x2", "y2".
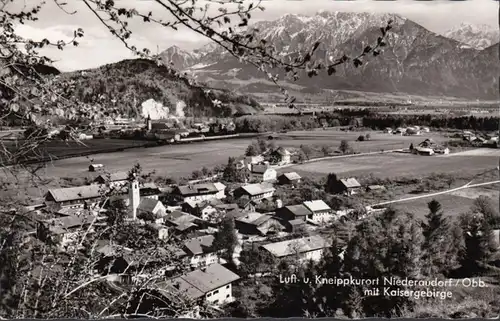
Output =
[{"x1": 370, "y1": 180, "x2": 500, "y2": 208}]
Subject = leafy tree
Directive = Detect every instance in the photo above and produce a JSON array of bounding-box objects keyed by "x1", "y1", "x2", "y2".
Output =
[
  {"x1": 212, "y1": 216, "x2": 239, "y2": 263},
  {"x1": 201, "y1": 166, "x2": 211, "y2": 177},
  {"x1": 321, "y1": 145, "x2": 333, "y2": 156},
  {"x1": 191, "y1": 169, "x2": 202, "y2": 179},
  {"x1": 245, "y1": 143, "x2": 259, "y2": 156},
  {"x1": 239, "y1": 247, "x2": 277, "y2": 277},
  {"x1": 257, "y1": 137, "x2": 268, "y2": 154},
  {"x1": 357, "y1": 135, "x2": 365, "y2": 142},
  {"x1": 299, "y1": 144, "x2": 312, "y2": 160},
  {"x1": 459, "y1": 212, "x2": 495, "y2": 273},
  {"x1": 365, "y1": 133, "x2": 371, "y2": 140},
  {"x1": 472, "y1": 196, "x2": 500, "y2": 227},
  {"x1": 105, "y1": 198, "x2": 128, "y2": 227},
  {"x1": 339, "y1": 140, "x2": 350, "y2": 154},
  {"x1": 409, "y1": 143, "x2": 414, "y2": 150}
]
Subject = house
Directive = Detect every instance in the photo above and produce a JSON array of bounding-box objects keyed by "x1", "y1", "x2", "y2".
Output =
[
  {"x1": 276, "y1": 204, "x2": 312, "y2": 222},
  {"x1": 213, "y1": 182, "x2": 226, "y2": 199},
  {"x1": 44, "y1": 215, "x2": 95, "y2": 250},
  {"x1": 337, "y1": 178, "x2": 362, "y2": 196},
  {"x1": 89, "y1": 164, "x2": 104, "y2": 172},
  {"x1": 405, "y1": 127, "x2": 421, "y2": 136},
  {"x1": 421, "y1": 126, "x2": 430, "y2": 133},
  {"x1": 303, "y1": 200, "x2": 334, "y2": 224},
  {"x1": 234, "y1": 212, "x2": 284, "y2": 236},
  {"x1": 45, "y1": 185, "x2": 104, "y2": 210},
  {"x1": 182, "y1": 199, "x2": 221, "y2": 221},
  {"x1": 277, "y1": 172, "x2": 302, "y2": 185},
  {"x1": 250, "y1": 164, "x2": 277, "y2": 182},
  {"x1": 286, "y1": 219, "x2": 307, "y2": 233},
  {"x1": 137, "y1": 198, "x2": 166, "y2": 219},
  {"x1": 157, "y1": 263, "x2": 240, "y2": 305},
  {"x1": 95, "y1": 243, "x2": 135, "y2": 277},
  {"x1": 269, "y1": 147, "x2": 291, "y2": 165},
  {"x1": 182, "y1": 235, "x2": 222, "y2": 268},
  {"x1": 260, "y1": 235, "x2": 330, "y2": 263},
  {"x1": 233, "y1": 183, "x2": 275, "y2": 202},
  {"x1": 146, "y1": 223, "x2": 170, "y2": 240},
  {"x1": 164, "y1": 210, "x2": 207, "y2": 234},
  {"x1": 394, "y1": 127, "x2": 406, "y2": 135},
  {"x1": 383, "y1": 128, "x2": 393, "y2": 134},
  {"x1": 173, "y1": 183, "x2": 220, "y2": 203},
  {"x1": 93, "y1": 171, "x2": 129, "y2": 188}
]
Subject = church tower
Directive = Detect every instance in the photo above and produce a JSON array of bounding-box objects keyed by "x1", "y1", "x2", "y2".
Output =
[
  {"x1": 146, "y1": 114, "x2": 152, "y2": 131},
  {"x1": 129, "y1": 175, "x2": 140, "y2": 220}
]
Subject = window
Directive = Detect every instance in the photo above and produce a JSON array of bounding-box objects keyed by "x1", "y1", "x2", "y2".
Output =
[
  {"x1": 213, "y1": 300, "x2": 219, "y2": 304},
  {"x1": 213, "y1": 290, "x2": 219, "y2": 294},
  {"x1": 207, "y1": 293, "x2": 212, "y2": 297},
  {"x1": 226, "y1": 285, "x2": 230, "y2": 289},
  {"x1": 226, "y1": 294, "x2": 230, "y2": 298}
]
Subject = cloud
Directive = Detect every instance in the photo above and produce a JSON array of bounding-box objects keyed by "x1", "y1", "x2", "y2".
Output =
[{"x1": 10, "y1": 0, "x2": 498, "y2": 71}]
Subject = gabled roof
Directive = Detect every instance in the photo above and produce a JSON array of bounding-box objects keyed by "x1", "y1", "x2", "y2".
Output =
[
  {"x1": 138, "y1": 198, "x2": 163, "y2": 213},
  {"x1": 303, "y1": 200, "x2": 331, "y2": 212},
  {"x1": 165, "y1": 211, "x2": 201, "y2": 231},
  {"x1": 280, "y1": 172, "x2": 301, "y2": 181},
  {"x1": 177, "y1": 183, "x2": 219, "y2": 196},
  {"x1": 183, "y1": 235, "x2": 215, "y2": 255},
  {"x1": 339, "y1": 178, "x2": 361, "y2": 189},
  {"x1": 159, "y1": 264, "x2": 240, "y2": 300},
  {"x1": 261, "y1": 235, "x2": 329, "y2": 258},
  {"x1": 238, "y1": 183, "x2": 275, "y2": 196},
  {"x1": 235, "y1": 212, "x2": 273, "y2": 226},
  {"x1": 46, "y1": 185, "x2": 104, "y2": 203},
  {"x1": 213, "y1": 182, "x2": 226, "y2": 192},
  {"x1": 95, "y1": 171, "x2": 129, "y2": 183},
  {"x1": 282, "y1": 204, "x2": 312, "y2": 217},
  {"x1": 44, "y1": 215, "x2": 93, "y2": 234},
  {"x1": 251, "y1": 164, "x2": 272, "y2": 174}
]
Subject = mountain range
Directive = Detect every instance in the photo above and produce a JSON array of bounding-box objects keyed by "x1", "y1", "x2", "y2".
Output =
[{"x1": 160, "y1": 12, "x2": 499, "y2": 101}]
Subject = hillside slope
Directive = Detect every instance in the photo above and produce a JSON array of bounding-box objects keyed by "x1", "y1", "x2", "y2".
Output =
[{"x1": 50, "y1": 59, "x2": 261, "y2": 119}]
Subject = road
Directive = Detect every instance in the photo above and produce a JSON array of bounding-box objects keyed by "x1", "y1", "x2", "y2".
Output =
[{"x1": 370, "y1": 179, "x2": 500, "y2": 208}]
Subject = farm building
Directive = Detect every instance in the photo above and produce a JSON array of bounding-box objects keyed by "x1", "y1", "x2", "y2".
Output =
[
  {"x1": 163, "y1": 211, "x2": 208, "y2": 234},
  {"x1": 269, "y1": 147, "x2": 292, "y2": 165},
  {"x1": 260, "y1": 235, "x2": 330, "y2": 263},
  {"x1": 173, "y1": 183, "x2": 221, "y2": 203},
  {"x1": 277, "y1": 172, "x2": 302, "y2": 185},
  {"x1": 137, "y1": 198, "x2": 166, "y2": 220},
  {"x1": 383, "y1": 128, "x2": 393, "y2": 134},
  {"x1": 89, "y1": 164, "x2": 104, "y2": 172},
  {"x1": 181, "y1": 199, "x2": 222, "y2": 221},
  {"x1": 333, "y1": 178, "x2": 362, "y2": 196},
  {"x1": 412, "y1": 147, "x2": 434, "y2": 156},
  {"x1": 45, "y1": 185, "x2": 104, "y2": 210},
  {"x1": 235, "y1": 212, "x2": 284, "y2": 236},
  {"x1": 233, "y1": 183, "x2": 275, "y2": 202},
  {"x1": 250, "y1": 164, "x2": 277, "y2": 182},
  {"x1": 93, "y1": 171, "x2": 129, "y2": 187},
  {"x1": 416, "y1": 139, "x2": 449, "y2": 155},
  {"x1": 156, "y1": 264, "x2": 240, "y2": 305},
  {"x1": 303, "y1": 200, "x2": 334, "y2": 224},
  {"x1": 276, "y1": 204, "x2": 312, "y2": 222}
]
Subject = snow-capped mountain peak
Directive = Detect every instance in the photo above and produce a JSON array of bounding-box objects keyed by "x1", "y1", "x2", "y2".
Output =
[{"x1": 444, "y1": 22, "x2": 499, "y2": 50}]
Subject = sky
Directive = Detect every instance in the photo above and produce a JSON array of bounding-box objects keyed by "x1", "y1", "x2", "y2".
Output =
[{"x1": 11, "y1": 0, "x2": 499, "y2": 72}]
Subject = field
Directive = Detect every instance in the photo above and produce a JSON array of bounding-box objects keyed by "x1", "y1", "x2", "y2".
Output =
[
  {"x1": 283, "y1": 149, "x2": 500, "y2": 180},
  {"x1": 391, "y1": 186, "x2": 500, "y2": 220},
  {"x1": 1, "y1": 139, "x2": 149, "y2": 163}
]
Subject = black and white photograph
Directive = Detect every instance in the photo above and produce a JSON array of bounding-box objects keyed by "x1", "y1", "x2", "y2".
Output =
[{"x1": 0, "y1": 0, "x2": 499, "y2": 319}]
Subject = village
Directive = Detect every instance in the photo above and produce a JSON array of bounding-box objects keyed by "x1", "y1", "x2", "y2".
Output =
[{"x1": 18, "y1": 119, "x2": 498, "y2": 316}]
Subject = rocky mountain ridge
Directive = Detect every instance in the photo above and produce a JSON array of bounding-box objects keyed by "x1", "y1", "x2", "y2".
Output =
[{"x1": 160, "y1": 12, "x2": 499, "y2": 100}]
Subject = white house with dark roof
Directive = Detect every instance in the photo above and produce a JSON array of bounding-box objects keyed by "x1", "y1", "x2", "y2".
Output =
[
  {"x1": 158, "y1": 263, "x2": 240, "y2": 305},
  {"x1": 44, "y1": 215, "x2": 95, "y2": 250},
  {"x1": 276, "y1": 204, "x2": 312, "y2": 222},
  {"x1": 45, "y1": 185, "x2": 104, "y2": 210},
  {"x1": 260, "y1": 235, "x2": 330, "y2": 263},
  {"x1": 250, "y1": 164, "x2": 277, "y2": 182},
  {"x1": 182, "y1": 235, "x2": 222, "y2": 268},
  {"x1": 303, "y1": 200, "x2": 333, "y2": 224},
  {"x1": 233, "y1": 183, "x2": 275, "y2": 202},
  {"x1": 277, "y1": 172, "x2": 302, "y2": 185},
  {"x1": 173, "y1": 183, "x2": 220, "y2": 203},
  {"x1": 137, "y1": 198, "x2": 166, "y2": 219}
]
